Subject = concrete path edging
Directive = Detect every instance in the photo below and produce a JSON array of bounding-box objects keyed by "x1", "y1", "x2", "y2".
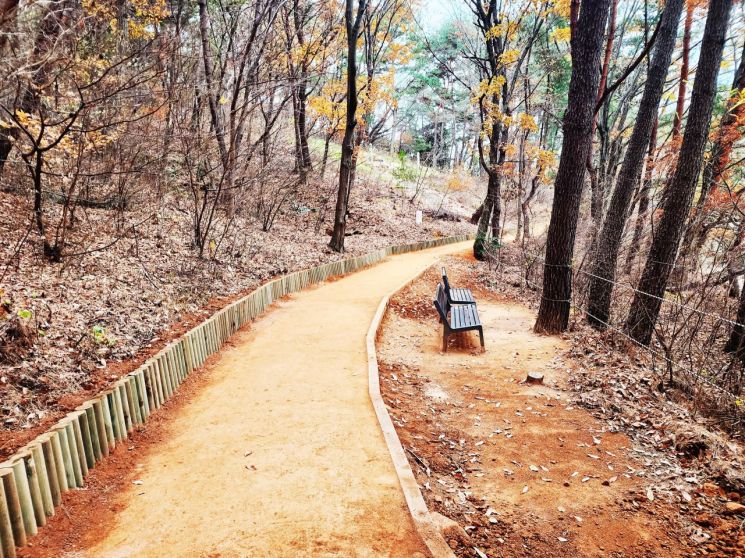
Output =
[{"x1": 366, "y1": 264, "x2": 457, "y2": 558}]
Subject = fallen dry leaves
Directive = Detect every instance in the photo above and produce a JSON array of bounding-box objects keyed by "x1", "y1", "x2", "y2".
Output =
[{"x1": 379, "y1": 254, "x2": 745, "y2": 557}]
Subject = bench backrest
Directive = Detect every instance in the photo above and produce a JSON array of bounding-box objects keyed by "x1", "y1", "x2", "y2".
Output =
[
  {"x1": 441, "y1": 267, "x2": 451, "y2": 291},
  {"x1": 433, "y1": 283, "x2": 449, "y2": 322}
]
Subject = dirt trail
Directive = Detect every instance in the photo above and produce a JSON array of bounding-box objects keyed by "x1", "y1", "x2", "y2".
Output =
[
  {"x1": 378, "y1": 260, "x2": 694, "y2": 557},
  {"x1": 27, "y1": 241, "x2": 470, "y2": 558}
]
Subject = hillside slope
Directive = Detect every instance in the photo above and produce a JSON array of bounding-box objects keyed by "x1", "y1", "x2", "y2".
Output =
[{"x1": 0, "y1": 147, "x2": 478, "y2": 456}]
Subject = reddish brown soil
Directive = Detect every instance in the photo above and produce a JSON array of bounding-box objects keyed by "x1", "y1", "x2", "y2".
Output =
[
  {"x1": 377, "y1": 255, "x2": 745, "y2": 557},
  {"x1": 15, "y1": 330, "x2": 230, "y2": 557}
]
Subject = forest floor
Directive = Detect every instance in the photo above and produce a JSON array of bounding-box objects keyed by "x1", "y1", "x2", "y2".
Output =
[
  {"x1": 0, "y1": 145, "x2": 479, "y2": 459},
  {"x1": 15, "y1": 241, "x2": 473, "y2": 558},
  {"x1": 377, "y1": 254, "x2": 745, "y2": 558}
]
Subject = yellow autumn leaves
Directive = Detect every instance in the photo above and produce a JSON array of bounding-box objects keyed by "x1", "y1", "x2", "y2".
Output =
[
  {"x1": 309, "y1": 69, "x2": 400, "y2": 135},
  {"x1": 307, "y1": 3, "x2": 413, "y2": 138},
  {"x1": 11, "y1": 109, "x2": 119, "y2": 158},
  {"x1": 501, "y1": 144, "x2": 556, "y2": 183},
  {"x1": 549, "y1": 27, "x2": 571, "y2": 43},
  {"x1": 485, "y1": 21, "x2": 520, "y2": 41},
  {"x1": 83, "y1": 0, "x2": 168, "y2": 39}
]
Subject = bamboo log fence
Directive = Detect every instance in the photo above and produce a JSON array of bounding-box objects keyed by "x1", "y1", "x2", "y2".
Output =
[{"x1": 0, "y1": 235, "x2": 470, "y2": 555}]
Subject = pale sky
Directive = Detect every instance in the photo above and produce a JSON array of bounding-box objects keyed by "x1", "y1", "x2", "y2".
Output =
[{"x1": 417, "y1": 0, "x2": 463, "y2": 32}]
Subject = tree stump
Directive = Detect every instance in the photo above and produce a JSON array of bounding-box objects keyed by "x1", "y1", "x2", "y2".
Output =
[{"x1": 526, "y1": 372, "x2": 544, "y2": 385}]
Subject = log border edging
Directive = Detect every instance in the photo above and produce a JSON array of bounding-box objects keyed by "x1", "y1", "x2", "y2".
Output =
[
  {"x1": 366, "y1": 263, "x2": 457, "y2": 558},
  {"x1": 0, "y1": 234, "x2": 471, "y2": 556}
]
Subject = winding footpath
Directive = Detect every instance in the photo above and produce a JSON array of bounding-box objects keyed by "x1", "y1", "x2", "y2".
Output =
[{"x1": 71, "y1": 241, "x2": 471, "y2": 557}]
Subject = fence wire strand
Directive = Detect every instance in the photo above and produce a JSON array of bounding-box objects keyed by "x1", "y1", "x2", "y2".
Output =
[{"x1": 520, "y1": 249, "x2": 744, "y2": 405}]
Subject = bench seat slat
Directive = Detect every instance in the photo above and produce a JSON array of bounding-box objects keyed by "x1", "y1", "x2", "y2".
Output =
[
  {"x1": 449, "y1": 287, "x2": 476, "y2": 305},
  {"x1": 448, "y1": 305, "x2": 482, "y2": 330},
  {"x1": 470, "y1": 306, "x2": 480, "y2": 326},
  {"x1": 449, "y1": 306, "x2": 482, "y2": 330}
]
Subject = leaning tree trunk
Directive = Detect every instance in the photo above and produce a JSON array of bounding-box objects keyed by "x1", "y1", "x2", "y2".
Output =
[
  {"x1": 677, "y1": 38, "x2": 745, "y2": 265},
  {"x1": 585, "y1": 0, "x2": 685, "y2": 329},
  {"x1": 624, "y1": 118, "x2": 657, "y2": 274},
  {"x1": 625, "y1": 0, "x2": 733, "y2": 345},
  {"x1": 533, "y1": 0, "x2": 613, "y2": 334},
  {"x1": 473, "y1": 113, "x2": 504, "y2": 260}
]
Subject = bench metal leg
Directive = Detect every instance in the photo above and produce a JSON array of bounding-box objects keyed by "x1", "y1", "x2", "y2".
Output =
[
  {"x1": 442, "y1": 329, "x2": 448, "y2": 352},
  {"x1": 478, "y1": 328, "x2": 485, "y2": 352}
]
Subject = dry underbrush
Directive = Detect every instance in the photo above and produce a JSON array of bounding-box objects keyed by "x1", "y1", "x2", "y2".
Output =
[
  {"x1": 477, "y1": 244, "x2": 745, "y2": 489},
  {"x1": 0, "y1": 172, "x2": 474, "y2": 457}
]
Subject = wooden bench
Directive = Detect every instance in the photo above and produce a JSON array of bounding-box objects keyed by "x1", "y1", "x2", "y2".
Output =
[
  {"x1": 441, "y1": 267, "x2": 476, "y2": 305},
  {"x1": 433, "y1": 283, "x2": 484, "y2": 352}
]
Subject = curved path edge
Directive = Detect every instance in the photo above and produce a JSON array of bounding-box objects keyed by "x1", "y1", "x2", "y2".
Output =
[
  {"x1": 367, "y1": 265, "x2": 457, "y2": 558},
  {"x1": 0, "y1": 234, "x2": 471, "y2": 556}
]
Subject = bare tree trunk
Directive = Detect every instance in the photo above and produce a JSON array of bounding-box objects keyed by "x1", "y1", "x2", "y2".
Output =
[
  {"x1": 624, "y1": 117, "x2": 657, "y2": 274},
  {"x1": 0, "y1": 0, "x2": 19, "y2": 174},
  {"x1": 474, "y1": 116, "x2": 505, "y2": 260},
  {"x1": 625, "y1": 0, "x2": 733, "y2": 345},
  {"x1": 672, "y1": 1, "x2": 693, "y2": 140},
  {"x1": 586, "y1": 0, "x2": 685, "y2": 328},
  {"x1": 0, "y1": 132, "x2": 11, "y2": 175},
  {"x1": 725, "y1": 221, "x2": 745, "y2": 352},
  {"x1": 702, "y1": 39, "x2": 745, "y2": 193},
  {"x1": 522, "y1": 175, "x2": 539, "y2": 242},
  {"x1": 587, "y1": 0, "x2": 618, "y2": 240},
  {"x1": 297, "y1": 79, "x2": 311, "y2": 170},
  {"x1": 290, "y1": 82, "x2": 312, "y2": 175},
  {"x1": 534, "y1": 0, "x2": 613, "y2": 333},
  {"x1": 320, "y1": 133, "x2": 332, "y2": 178},
  {"x1": 569, "y1": 0, "x2": 580, "y2": 44},
  {"x1": 329, "y1": 0, "x2": 366, "y2": 253},
  {"x1": 197, "y1": 0, "x2": 228, "y2": 166},
  {"x1": 725, "y1": 280, "x2": 745, "y2": 356},
  {"x1": 677, "y1": 39, "x2": 745, "y2": 263},
  {"x1": 291, "y1": 89, "x2": 303, "y2": 168}
]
